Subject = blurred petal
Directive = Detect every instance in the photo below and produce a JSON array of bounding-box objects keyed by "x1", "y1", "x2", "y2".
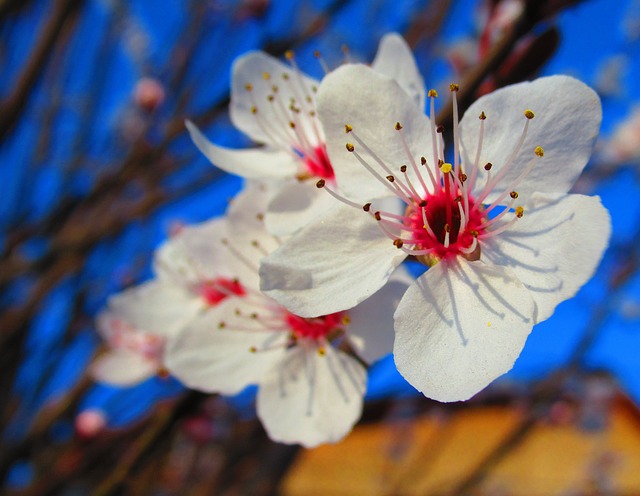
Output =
[
  {"x1": 257, "y1": 344, "x2": 366, "y2": 447},
  {"x1": 372, "y1": 32, "x2": 425, "y2": 110},
  {"x1": 91, "y1": 349, "x2": 159, "y2": 386},
  {"x1": 186, "y1": 120, "x2": 299, "y2": 179}
]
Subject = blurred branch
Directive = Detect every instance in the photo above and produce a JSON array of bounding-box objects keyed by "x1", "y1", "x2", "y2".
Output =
[{"x1": 0, "y1": 0, "x2": 84, "y2": 142}]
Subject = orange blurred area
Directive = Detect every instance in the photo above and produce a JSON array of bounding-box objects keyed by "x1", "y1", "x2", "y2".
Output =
[{"x1": 282, "y1": 395, "x2": 640, "y2": 495}]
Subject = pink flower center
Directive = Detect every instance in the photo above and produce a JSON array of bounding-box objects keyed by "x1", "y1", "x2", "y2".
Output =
[
  {"x1": 200, "y1": 277, "x2": 246, "y2": 305},
  {"x1": 407, "y1": 187, "x2": 485, "y2": 261},
  {"x1": 304, "y1": 146, "x2": 334, "y2": 179},
  {"x1": 285, "y1": 311, "x2": 345, "y2": 340}
]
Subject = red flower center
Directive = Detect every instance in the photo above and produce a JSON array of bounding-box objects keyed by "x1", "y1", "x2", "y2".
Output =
[
  {"x1": 304, "y1": 146, "x2": 334, "y2": 180},
  {"x1": 200, "y1": 278, "x2": 246, "y2": 305},
  {"x1": 285, "y1": 312, "x2": 345, "y2": 340}
]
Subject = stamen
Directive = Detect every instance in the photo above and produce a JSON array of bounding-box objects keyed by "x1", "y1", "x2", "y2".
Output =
[
  {"x1": 396, "y1": 123, "x2": 434, "y2": 192},
  {"x1": 313, "y1": 50, "x2": 330, "y2": 74},
  {"x1": 316, "y1": 179, "x2": 362, "y2": 209}
]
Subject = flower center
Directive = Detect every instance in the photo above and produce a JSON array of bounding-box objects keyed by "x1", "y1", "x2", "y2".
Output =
[
  {"x1": 200, "y1": 277, "x2": 246, "y2": 306},
  {"x1": 285, "y1": 311, "x2": 346, "y2": 340},
  {"x1": 406, "y1": 186, "x2": 485, "y2": 262},
  {"x1": 108, "y1": 318, "x2": 165, "y2": 360},
  {"x1": 304, "y1": 145, "x2": 334, "y2": 179}
]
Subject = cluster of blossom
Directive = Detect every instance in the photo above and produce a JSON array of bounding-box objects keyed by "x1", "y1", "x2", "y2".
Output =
[{"x1": 93, "y1": 33, "x2": 611, "y2": 447}]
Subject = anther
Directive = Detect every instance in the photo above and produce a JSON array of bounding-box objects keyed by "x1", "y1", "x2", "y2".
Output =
[
  {"x1": 440, "y1": 162, "x2": 452, "y2": 174},
  {"x1": 289, "y1": 121, "x2": 295, "y2": 129},
  {"x1": 479, "y1": 111, "x2": 486, "y2": 120},
  {"x1": 282, "y1": 73, "x2": 289, "y2": 80},
  {"x1": 363, "y1": 202, "x2": 371, "y2": 212},
  {"x1": 267, "y1": 95, "x2": 274, "y2": 102},
  {"x1": 428, "y1": 89, "x2": 438, "y2": 98},
  {"x1": 245, "y1": 83, "x2": 253, "y2": 91},
  {"x1": 395, "y1": 122, "x2": 403, "y2": 130},
  {"x1": 285, "y1": 50, "x2": 294, "y2": 60},
  {"x1": 345, "y1": 124, "x2": 353, "y2": 133},
  {"x1": 535, "y1": 146, "x2": 545, "y2": 157},
  {"x1": 421, "y1": 156, "x2": 427, "y2": 165},
  {"x1": 454, "y1": 195, "x2": 463, "y2": 202},
  {"x1": 218, "y1": 321, "x2": 226, "y2": 329},
  {"x1": 346, "y1": 143, "x2": 355, "y2": 152},
  {"x1": 459, "y1": 172, "x2": 468, "y2": 182},
  {"x1": 272, "y1": 84, "x2": 278, "y2": 92},
  {"x1": 262, "y1": 72, "x2": 270, "y2": 80},
  {"x1": 251, "y1": 240, "x2": 259, "y2": 247},
  {"x1": 316, "y1": 179, "x2": 325, "y2": 188},
  {"x1": 313, "y1": 50, "x2": 321, "y2": 58},
  {"x1": 250, "y1": 312, "x2": 258, "y2": 319},
  {"x1": 393, "y1": 239, "x2": 404, "y2": 249},
  {"x1": 484, "y1": 162, "x2": 493, "y2": 171},
  {"x1": 251, "y1": 106, "x2": 257, "y2": 114},
  {"x1": 449, "y1": 83, "x2": 459, "y2": 92},
  {"x1": 444, "y1": 224, "x2": 451, "y2": 233},
  {"x1": 437, "y1": 125, "x2": 444, "y2": 133},
  {"x1": 400, "y1": 165, "x2": 407, "y2": 173},
  {"x1": 515, "y1": 206, "x2": 524, "y2": 218},
  {"x1": 341, "y1": 315, "x2": 351, "y2": 325},
  {"x1": 374, "y1": 211, "x2": 382, "y2": 221},
  {"x1": 470, "y1": 230, "x2": 479, "y2": 237},
  {"x1": 256, "y1": 213, "x2": 265, "y2": 221},
  {"x1": 418, "y1": 200, "x2": 427, "y2": 207},
  {"x1": 524, "y1": 109, "x2": 535, "y2": 120},
  {"x1": 318, "y1": 347, "x2": 326, "y2": 356},
  {"x1": 250, "y1": 346, "x2": 257, "y2": 353},
  {"x1": 386, "y1": 175, "x2": 395, "y2": 182},
  {"x1": 510, "y1": 191, "x2": 519, "y2": 199}
]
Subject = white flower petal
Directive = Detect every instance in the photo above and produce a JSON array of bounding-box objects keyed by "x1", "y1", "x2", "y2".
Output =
[
  {"x1": 260, "y1": 204, "x2": 406, "y2": 317},
  {"x1": 165, "y1": 300, "x2": 288, "y2": 395},
  {"x1": 186, "y1": 120, "x2": 299, "y2": 179},
  {"x1": 154, "y1": 218, "x2": 230, "y2": 286},
  {"x1": 347, "y1": 265, "x2": 414, "y2": 364},
  {"x1": 394, "y1": 258, "x2": 535, "y2": 402},
  {"x1": 230, "y1": 51, "x2": 321, "y2": 146},
  {"x1": 91, "y1": 349, "x2": 159, "y2": 386},
  {"x1": 485, "y1": 192, "x2": 610, "y2": 323},
  {"x1": 371, "y1": 33, "x2": 425, "y2": 110},
  {"x1": 460, "y1": 75, "x2": 602, "y2": 202},
  {"x1": 99, "y1": 280, "x2": 202, "y2": 338},
  {"x1": 264, "y1": 179, "x2": 337, "y2": 236},
  {"x1": 257, "y1": 344, "x2": 367, "y2": 447},
  {"x1": 317, "y1": 64, "x2": 434, "y2": 202}
]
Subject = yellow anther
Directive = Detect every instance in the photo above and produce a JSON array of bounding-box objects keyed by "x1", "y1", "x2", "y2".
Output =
[
  {"x1": 318, "y1": 347, "x2": 326, "y2": 356},
  {"x1": 285, "y1": 50, "x2": 294, "y2": 60},
  {"x1": 245, "y1": 83, "x2": 253, "y2": 91},
  {"x1": 345, "y1": 124, "x2": 353, "y2": 133},
  {"x1": 535, "y1": 146, "x2": 544, "y2": 157},
  {"x1": 515, "y1": 206, "x2": 524, "y2": 218},
  {"x1": 524, "y1": 109, "x2": 535, "y2": 120},
  {"x1": 346, "y1": 143, "x2": 355, "y2": 152},
  {"x1": 267, "y1": 95, "x2": 274, "y2": 102},
  {"x1": 428, "y1": 89, "x2": 438, "y2": 98},
  {"x1": 282, "y1": 72, "x2": 289, "y2": 80},
  {"x1": 479, "y1": 111, "x2": 487, "y2": 120},
  {"x1": 251, "y1": 106, "x2": 257, "y2": 114},
  {"x1": 218, "y1": 321, "x2": 226, "y2": 329},
  {"x1": 262, "y1": 72, "x2": 270, "y2": 80},
  {"x1": 449, "y1": 83, "x2": 459, "y2": 92},
  {"x1": 341, "y1": 315, "x2": 351, "y2": 325},
  {"x1": 395, "y1": 122, "x2": 403, "y2": 130},
  {"x1": 272, "y1": 85, "x2": 278, "y2": 92},
  {"x1": 289, "y1": 121, "x2": 295, "y2": 129},
  {"x1": 440, "y1": 162, "x2": 453, "y2": 174},
  {"x1": 250, "y1": 346, "x2": 257, "y2": 353},
  {"x1": 309, "y1": 110, "x2": 316, "y2": 117},
  {"x1": 316, "y1": 179, "x2": 326, "y2": 188}
]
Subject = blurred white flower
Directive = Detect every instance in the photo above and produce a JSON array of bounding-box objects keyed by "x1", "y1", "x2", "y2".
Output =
[
  {"x1": 186, "y1": 33, "x2": 424, "y2": 235},
  {"x1": 165, "y1": 184, "x2": 412, "y2": 447}
]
